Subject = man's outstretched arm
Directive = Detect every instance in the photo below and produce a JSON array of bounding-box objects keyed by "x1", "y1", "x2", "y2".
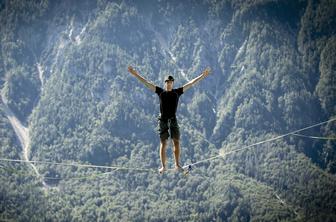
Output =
[
  {"x1": 128, "y1": 66, "x2": 156, "y2": 92},
  {"x1": 183, "y1": 67, "x2": 211, "y2": 92}
]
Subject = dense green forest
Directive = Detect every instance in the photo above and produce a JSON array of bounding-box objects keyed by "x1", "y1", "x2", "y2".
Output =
[{"x1": 0, "y1": 0, "x2": 335, "y2": 221}]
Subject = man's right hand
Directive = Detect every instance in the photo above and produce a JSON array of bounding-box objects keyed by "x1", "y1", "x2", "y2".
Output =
[
  {"x1": 128, "y1": 66, "x2": 138, "y2": 76},
  {"x1": 127, "y1": 65, "x2": 156, "y2": 92}
]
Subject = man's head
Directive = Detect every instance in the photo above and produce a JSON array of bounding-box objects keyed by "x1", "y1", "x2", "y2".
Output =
[{"x1": 164, "y1": 75, "x2": 174, "y2": 91}]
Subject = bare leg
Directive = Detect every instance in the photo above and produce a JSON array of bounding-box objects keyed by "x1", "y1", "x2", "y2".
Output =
[
  {"x1": 173, "y1": 138, "x2": 181, "y2": 169},
  {"x1": 159, "y1": 139, "x2": 168, "y2": 173}
]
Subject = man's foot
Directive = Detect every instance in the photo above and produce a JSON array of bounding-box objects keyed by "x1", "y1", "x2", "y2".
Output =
[
  {"x1": 175, "y1": 165, "x2": 183, "y2": 172},
  {"x1": 159, "y1": 166, "x2": 166, "y2": 174}
]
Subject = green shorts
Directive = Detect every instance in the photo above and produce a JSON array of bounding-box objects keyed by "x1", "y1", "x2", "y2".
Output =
[{"x1": 158, "y1": 117, "x2": 180, "y2": 141}]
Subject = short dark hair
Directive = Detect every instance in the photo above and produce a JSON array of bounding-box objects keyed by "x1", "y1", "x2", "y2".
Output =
[{"x1": 164, "y1": 75, "x2": 174, "y2": 82}]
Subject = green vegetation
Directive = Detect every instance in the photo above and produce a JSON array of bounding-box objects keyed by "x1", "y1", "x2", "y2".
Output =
[{"x1": 0, "y1": 0, "x2": 335, "y2": 221}]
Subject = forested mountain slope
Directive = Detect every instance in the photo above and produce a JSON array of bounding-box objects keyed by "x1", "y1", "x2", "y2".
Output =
[{"x1": 0, "y1": 0, "x2": 335, "y2": 221}]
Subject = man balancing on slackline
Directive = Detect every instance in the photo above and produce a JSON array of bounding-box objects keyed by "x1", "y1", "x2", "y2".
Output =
[{"x1": 128, "y1": 66, "x2": 211, "y2": 174}]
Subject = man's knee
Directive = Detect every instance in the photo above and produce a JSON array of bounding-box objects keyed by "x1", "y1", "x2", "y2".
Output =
[
  {"x1": 160, "y1": 139, "x2": 168, "y2": 147},
  {"x1": 172, "y1": 138, "x2": 180, "y2": 147}
]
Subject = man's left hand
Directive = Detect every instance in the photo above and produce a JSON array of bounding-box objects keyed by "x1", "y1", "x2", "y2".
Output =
[{"x1": 202, "y1": 67, "x2": 211, "y2": 77}]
